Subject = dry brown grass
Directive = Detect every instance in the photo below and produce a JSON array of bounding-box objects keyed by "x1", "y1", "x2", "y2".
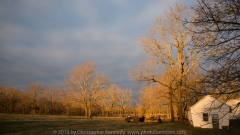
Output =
[{"x1": 0, "y1": 114, "x2": 238, "y2": 135}]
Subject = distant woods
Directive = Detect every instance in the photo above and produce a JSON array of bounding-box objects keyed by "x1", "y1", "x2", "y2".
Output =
[
  {"x1": 0, "y1": 83, "x2": 64, "y2": 115},
  {"x1": 0, "y1": 62, "x2": 133, "y2": 117}
]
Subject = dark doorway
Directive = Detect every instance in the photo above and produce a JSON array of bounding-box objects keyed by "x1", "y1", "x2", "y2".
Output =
[{"x1": 212, "y1": 114, "x2": 219, "y2": 129}]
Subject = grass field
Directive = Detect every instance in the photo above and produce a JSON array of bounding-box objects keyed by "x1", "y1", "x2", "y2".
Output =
[{"x1": 0, "y1": 114, "x2": 238, "y2": 135}]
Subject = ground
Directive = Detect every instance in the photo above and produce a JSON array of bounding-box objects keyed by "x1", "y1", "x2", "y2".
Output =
[{"x1": 0, "y1": 114, "x2": 238, "y2": 135}]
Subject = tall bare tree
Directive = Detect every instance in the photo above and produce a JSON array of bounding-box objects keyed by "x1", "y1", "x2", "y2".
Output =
[
  {"x1": 189, "y1": 0, "x2": 240, "y2": 99},
  {"x1": 65, "y1": 62, "x2": 110, "y2": 118},
  {"x1": 130, "y1": 3, "x2": 203, "y2": 123}
]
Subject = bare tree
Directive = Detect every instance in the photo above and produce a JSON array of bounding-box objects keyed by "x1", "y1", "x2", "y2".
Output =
[
  {"x1": 106, "y1": 84, "x2": 120, "y2": 116},
  {"x1": 65, "y1": 62, "x2": 110, "y2": 118},
  {"x1": 38, "y1": 87, "x2": 50, "y2": 114},
  {"x1": 47, "y1": 87, "x2": 63, "y2": 115},
  {"x1": 98, "y1": 89, "x2": 108, "y2": 117},
  {"x1": 139, "y1": 84, "x2": 168, "y2": 118},
  {"x1": 130, "y1": 3, "x2": 203, "y2": 123},
  {"x1": 188, "y1": 0, "x2": 240, "y2": 99},
  {"x1": 24, "y1": 82, "x2": 44, "y2": 114},
  {"x1": 62, "y1": 93, "x2": 74, "y2": 116},
  {"x1": 117, "y1": 88, "x2": 132, "y2": 117}
]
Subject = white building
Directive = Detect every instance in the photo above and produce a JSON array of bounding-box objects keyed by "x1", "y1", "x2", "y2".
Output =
[
  {"x1": 226, "y1": 98, "x2": 240, "y2": 119},
  {"x1": 188, "y1": 95, "x2": 230, "y2": 129}
]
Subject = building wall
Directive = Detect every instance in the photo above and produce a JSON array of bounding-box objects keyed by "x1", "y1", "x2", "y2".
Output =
[
  {"x1": 226, "y1": 99, "x2": 240, "y2": 119},
  {"x1": 189, "y1": 96, "x2": 230, "y2": 129}
]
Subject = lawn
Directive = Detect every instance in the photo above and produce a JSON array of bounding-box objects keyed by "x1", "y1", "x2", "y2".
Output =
[{"x1": 0, "y1": 114, "x2": 238, "y2": 135}]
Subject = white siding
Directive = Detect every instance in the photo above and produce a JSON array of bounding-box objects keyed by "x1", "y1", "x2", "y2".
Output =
[
  {"x1": 226, "y1": 99, "x2": 240, "y2": 119},
  {"x1": 188, "y1": 95, "x2": 230, "y2": 129}
]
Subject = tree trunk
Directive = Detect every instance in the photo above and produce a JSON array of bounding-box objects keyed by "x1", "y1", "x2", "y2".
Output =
[
  {"x1": 169, "y1": 91, "x2": 175, "y2": 122},
  {"x1": 66, "y1": 108, "x2": 70, "y2": 116},
  {"x1": 178, "y1": 63, "x2": 184, "y2": 123},
  {"x1": 101, "y1": 106, "x2": 105, "y2": 117},
  {"x1": 178, "y1": 85, "x2": 183, "y2": 123},
  {"x1": 176, "y1": 45, "x2": 184, "y2": 124},
  {"x1": 111, "y1": 105, "x2": 114, "y2": 117},
  {"x1": 44, "y1": 104, "x2": 48, "y2": 115},
  {"x1": 88, "y1": 105, "x2": 92, "y2": 118},
  {"x1": 122, "y1": 109, "x2": 125, "y2": 117},
  {"x1": 111, "y1": 109, "x2": 113, "y2": 117},
  {"x1": 84, "y1": 107, "x2": 88, "y2": 117}
]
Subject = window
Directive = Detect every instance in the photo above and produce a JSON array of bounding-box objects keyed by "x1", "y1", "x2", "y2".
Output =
[{"x1": 203, "y1": 113, "x2": 208, "y2": 121}]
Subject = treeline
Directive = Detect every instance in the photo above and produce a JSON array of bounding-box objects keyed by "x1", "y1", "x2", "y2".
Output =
[
  {"x1": 0, "y1": 84, "x2": 65, "y2": 115},
  {"x1": 0, "y1": 63, "x2": 133, "y2": 117},
  {"x1": 0, "y1": 83, "x2": 133, "y2": 116}
]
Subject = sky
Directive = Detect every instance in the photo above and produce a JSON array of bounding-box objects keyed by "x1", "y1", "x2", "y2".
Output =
[{"x1": 0, "y1": 0, "x2": 194, "y2": 97}]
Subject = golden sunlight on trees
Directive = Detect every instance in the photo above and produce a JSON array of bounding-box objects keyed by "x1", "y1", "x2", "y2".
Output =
[
  {"x1": 65, "y1": 62, "x2": 110, "y2": 118},
  {"x1": 98, "y1": 84, "x2": 133, "y2": 117},
  {"x1": 0, "y1": 84, "x2": 64, "y2": 115},
  {"x1": 24, "y1": 83, "x2": 44, "y2": 114},
  {"x1": 0, "y1": 86, "x2": 21, "y2": 113},
  {"x1": 106, "y1": 84, "x2": 120, "y2": 117},
  {"x1": 24, "y1": 83, "x2": 64, "y2": 115},
  {"x1": 0, "y1": 62, "x2": 134, "y2": 117},
  {"x1": 118, "y1": 88, "x2": 132, "y2": 117},
  {"x1": 138, "y1": 84, "x2": 168, "y2": 119},
  {"x1": 130, "y1": 3, "x2": 203, "y2": 123}
]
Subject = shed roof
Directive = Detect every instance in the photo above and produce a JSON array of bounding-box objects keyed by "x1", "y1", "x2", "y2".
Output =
[
  {"x1": 226, "y1": 98, "x2": 240, "y2": 107},
  {"x1": 190, "y1": 95, "x2": 230, "y2": 109}
]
